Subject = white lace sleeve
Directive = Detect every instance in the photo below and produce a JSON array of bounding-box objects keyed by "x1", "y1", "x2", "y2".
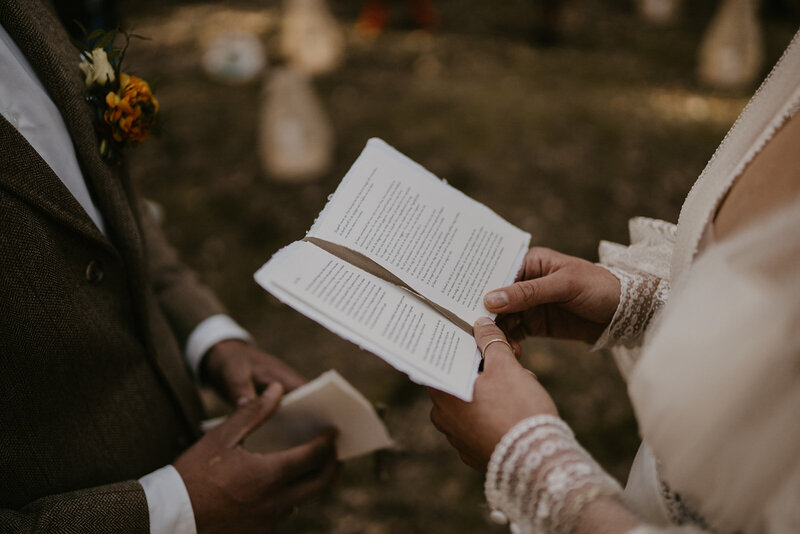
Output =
[
  {"x1": 484, "y1": 416, "x2": 712, "y2": 534},
  {"x1": 591, "y1": 217, "x2": 676, "y2": 365},
  {"x1": 484, "y1": 415, "x2": 623, "y2": 534},
  {"x1": 591, "y1": 267, "x2": 669, "y2": 351}
]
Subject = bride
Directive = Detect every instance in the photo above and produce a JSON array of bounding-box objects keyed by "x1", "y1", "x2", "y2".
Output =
[{"x1": 428, "y1": 29, "x2": 800, "y2": 534}]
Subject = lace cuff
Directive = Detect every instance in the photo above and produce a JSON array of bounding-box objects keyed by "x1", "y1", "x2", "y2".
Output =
[
  {"x1": 592, "y1": 267, "x2": 670, "y2": 351},
  {"x1": 591, "y1": 216, "x2": 676, "y2": 353},
  {"x1": 485, "y1": 415, "x2": 622, "y2": 534}
]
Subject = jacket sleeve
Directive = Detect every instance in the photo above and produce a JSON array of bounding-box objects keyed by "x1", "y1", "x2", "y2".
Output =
[
  {"x1": 138, "y1": 199, "x2": 228, "y2": 348},
  {"x1": 0, "y1": 481, "x2": 149, "y2": 534}
]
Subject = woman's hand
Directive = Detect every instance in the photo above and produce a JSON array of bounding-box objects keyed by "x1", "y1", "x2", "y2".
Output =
[
  {"x1": 484, "y1": 247, "x2": 621, "y2": 344},
  {"x1": 429, "y1": 318, "x2": 558, "y2": 471}
]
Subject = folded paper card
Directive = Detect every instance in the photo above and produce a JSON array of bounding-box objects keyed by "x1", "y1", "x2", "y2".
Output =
[{"x1": 202, "y1": 370, "x2": 394, "y2": 461}]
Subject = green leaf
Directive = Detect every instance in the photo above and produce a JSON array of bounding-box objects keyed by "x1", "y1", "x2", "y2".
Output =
[
  {"x1": 94, "y1": 29, "x2": 118, "y2": 51},
  {"x1": 87, "y1": 29, "x2": 104, "y2": 42},
  {"x1": 72, "y1": 19, "x2": 87, "y2": 37},
  {"x1": 118, "y1": 32, "x2": 132, "y2": 65}
]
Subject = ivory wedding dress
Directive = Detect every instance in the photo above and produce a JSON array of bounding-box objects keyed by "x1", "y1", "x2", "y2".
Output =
[{"x1": 484, "y1": 29, "x2": 800, "y2": 534}]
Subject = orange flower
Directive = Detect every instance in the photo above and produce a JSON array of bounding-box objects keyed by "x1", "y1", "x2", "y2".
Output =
[{"x1": 104, "y1": 73, "x2": 159, "y2": 143}]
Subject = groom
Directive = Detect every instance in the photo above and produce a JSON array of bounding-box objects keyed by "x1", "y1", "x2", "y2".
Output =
[{"x1": 0, "y1": 1, "x2": 337, "y2": 533}]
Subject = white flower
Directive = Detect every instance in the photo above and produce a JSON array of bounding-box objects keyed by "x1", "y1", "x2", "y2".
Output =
[{"x1": 79, "y1": 48, "x2": 116, "y2": 88}]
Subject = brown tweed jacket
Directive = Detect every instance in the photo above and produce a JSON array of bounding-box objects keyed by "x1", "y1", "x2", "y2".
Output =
[{"x1": 0, "y1": 1, "x2": 228, "y2": 532}]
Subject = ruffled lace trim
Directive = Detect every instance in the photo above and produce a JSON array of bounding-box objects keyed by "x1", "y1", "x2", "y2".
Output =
[
  {"x1": 485, "y1": 415, "x2": 622, "y2": 534},
  {"x1": 599, "y1": 217, "x2": 677, "y2": 280}
]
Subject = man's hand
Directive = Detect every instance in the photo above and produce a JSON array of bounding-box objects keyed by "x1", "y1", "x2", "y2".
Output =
[
  {"x1": 203, "y1": 340, "x2": 306, "y2": 406},
  {"x1": 484, "y1": 247, "x2": 621, "y2": 344},
  {"x1": 174, "y1": 383, "x2": 339, "y2": 534},
  {"x1": 429, "y1": 319, "x2": 558, "y2": 471}
]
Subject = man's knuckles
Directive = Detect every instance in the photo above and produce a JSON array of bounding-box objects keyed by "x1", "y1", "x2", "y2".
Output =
[
  {"x1": 238, "y1": 391, "x2": 281, "y2": 423},
  {"x1": 218, "y1": 387, "x2": 283, "y2": 444}
]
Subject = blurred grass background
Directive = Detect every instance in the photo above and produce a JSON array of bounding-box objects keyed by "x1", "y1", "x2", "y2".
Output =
[{"x1": 118, "y1": 1, "x2": 798, "y2": 531}]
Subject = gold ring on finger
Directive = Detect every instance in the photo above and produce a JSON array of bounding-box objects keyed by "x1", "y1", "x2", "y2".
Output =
[{"x1": 481, "y1": 338, "x2": 512, "y2": 358}]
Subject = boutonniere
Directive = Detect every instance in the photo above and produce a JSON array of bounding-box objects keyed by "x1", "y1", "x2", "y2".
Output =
[{"x1": 73, "y1": 28, "x2": 158, "y2": 163}]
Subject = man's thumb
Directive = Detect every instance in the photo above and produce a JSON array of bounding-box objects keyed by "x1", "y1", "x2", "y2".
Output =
[{"x1": 217, "y1": 382, "x2": 284, "y2": 448}]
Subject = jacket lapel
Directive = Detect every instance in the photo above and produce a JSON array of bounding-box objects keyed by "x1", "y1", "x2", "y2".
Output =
[
  {"x1": 0, "y1": 114, "x2": 108, "y2": 245},
  {"x1": 1, "y1": 0, "x2": 204, "y2": 431},
  {"x1": 0, "y1": 0, "x2": 145, "y2": 262}
]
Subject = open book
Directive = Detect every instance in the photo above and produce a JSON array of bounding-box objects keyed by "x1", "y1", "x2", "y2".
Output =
[{"x1": 255, "y1": 139, "x2": 530, "y2": 400}]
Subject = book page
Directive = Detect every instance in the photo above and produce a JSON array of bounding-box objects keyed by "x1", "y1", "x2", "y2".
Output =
[
  {"x1": 308, "y1": 138, "x2": 530, "y2": 327},
  {"x1": 255, "y1": 241, "x2": 481, "y2": 400}
]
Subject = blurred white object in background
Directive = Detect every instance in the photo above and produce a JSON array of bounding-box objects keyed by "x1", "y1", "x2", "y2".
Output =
[
  {"x1": 635, "y1": 0, "x2": 681, "y2": 25},
  {"x1": 698, "y1": 0, "x2": 765, "y2": 90},
  {"x1": 258, "y1": 67, "x2": 334, "y2": 182},
  {"x1": 202, "y1": 30, "x2": 267, "y2": 84},
  {"x1": 280, "y1": 0, "x2": 345, "y2": 75}
]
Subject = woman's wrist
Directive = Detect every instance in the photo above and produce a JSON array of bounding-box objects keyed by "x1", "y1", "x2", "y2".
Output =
[
  {"x1": 485, "y1": 415, "x2": 623, "y2": 534},
  {"x1": 591, "y1": 266, "x2": 669, "y2": 351}
]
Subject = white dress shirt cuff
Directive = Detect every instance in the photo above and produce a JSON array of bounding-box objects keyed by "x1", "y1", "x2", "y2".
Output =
[
  {"x1": 185, "y1": 314, "x2": 253, "y2": 378},
  {"x1": 139, "y1": 465, "x2": 197, "y2": 534}
]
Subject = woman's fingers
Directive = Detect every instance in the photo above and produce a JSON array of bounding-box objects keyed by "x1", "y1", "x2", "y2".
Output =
[
  {"x1": 485, "y1": 247, "x2": 564, "y2": 313},
  {"x1": 484, "y1": 272, "x2": 574, "y2": 314},
  {"x1": 429, "y1": 403, "x2": 446, "y2": 434},
  {"x1": 474, "y1": 318, "x2": 518, "y2": 371},
  {"x1": 508, "y1": 336, "x2": 523, "y2": 359}
]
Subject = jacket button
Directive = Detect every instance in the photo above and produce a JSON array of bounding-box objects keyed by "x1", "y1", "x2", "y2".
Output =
[{"x1": 85, "y1": 260, "x2": 104, "y2": 284}]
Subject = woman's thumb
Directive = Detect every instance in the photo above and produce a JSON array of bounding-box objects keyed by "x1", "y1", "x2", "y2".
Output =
[{"x1": 484, "y1": 276, "x2": 568, "y2": 314}]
